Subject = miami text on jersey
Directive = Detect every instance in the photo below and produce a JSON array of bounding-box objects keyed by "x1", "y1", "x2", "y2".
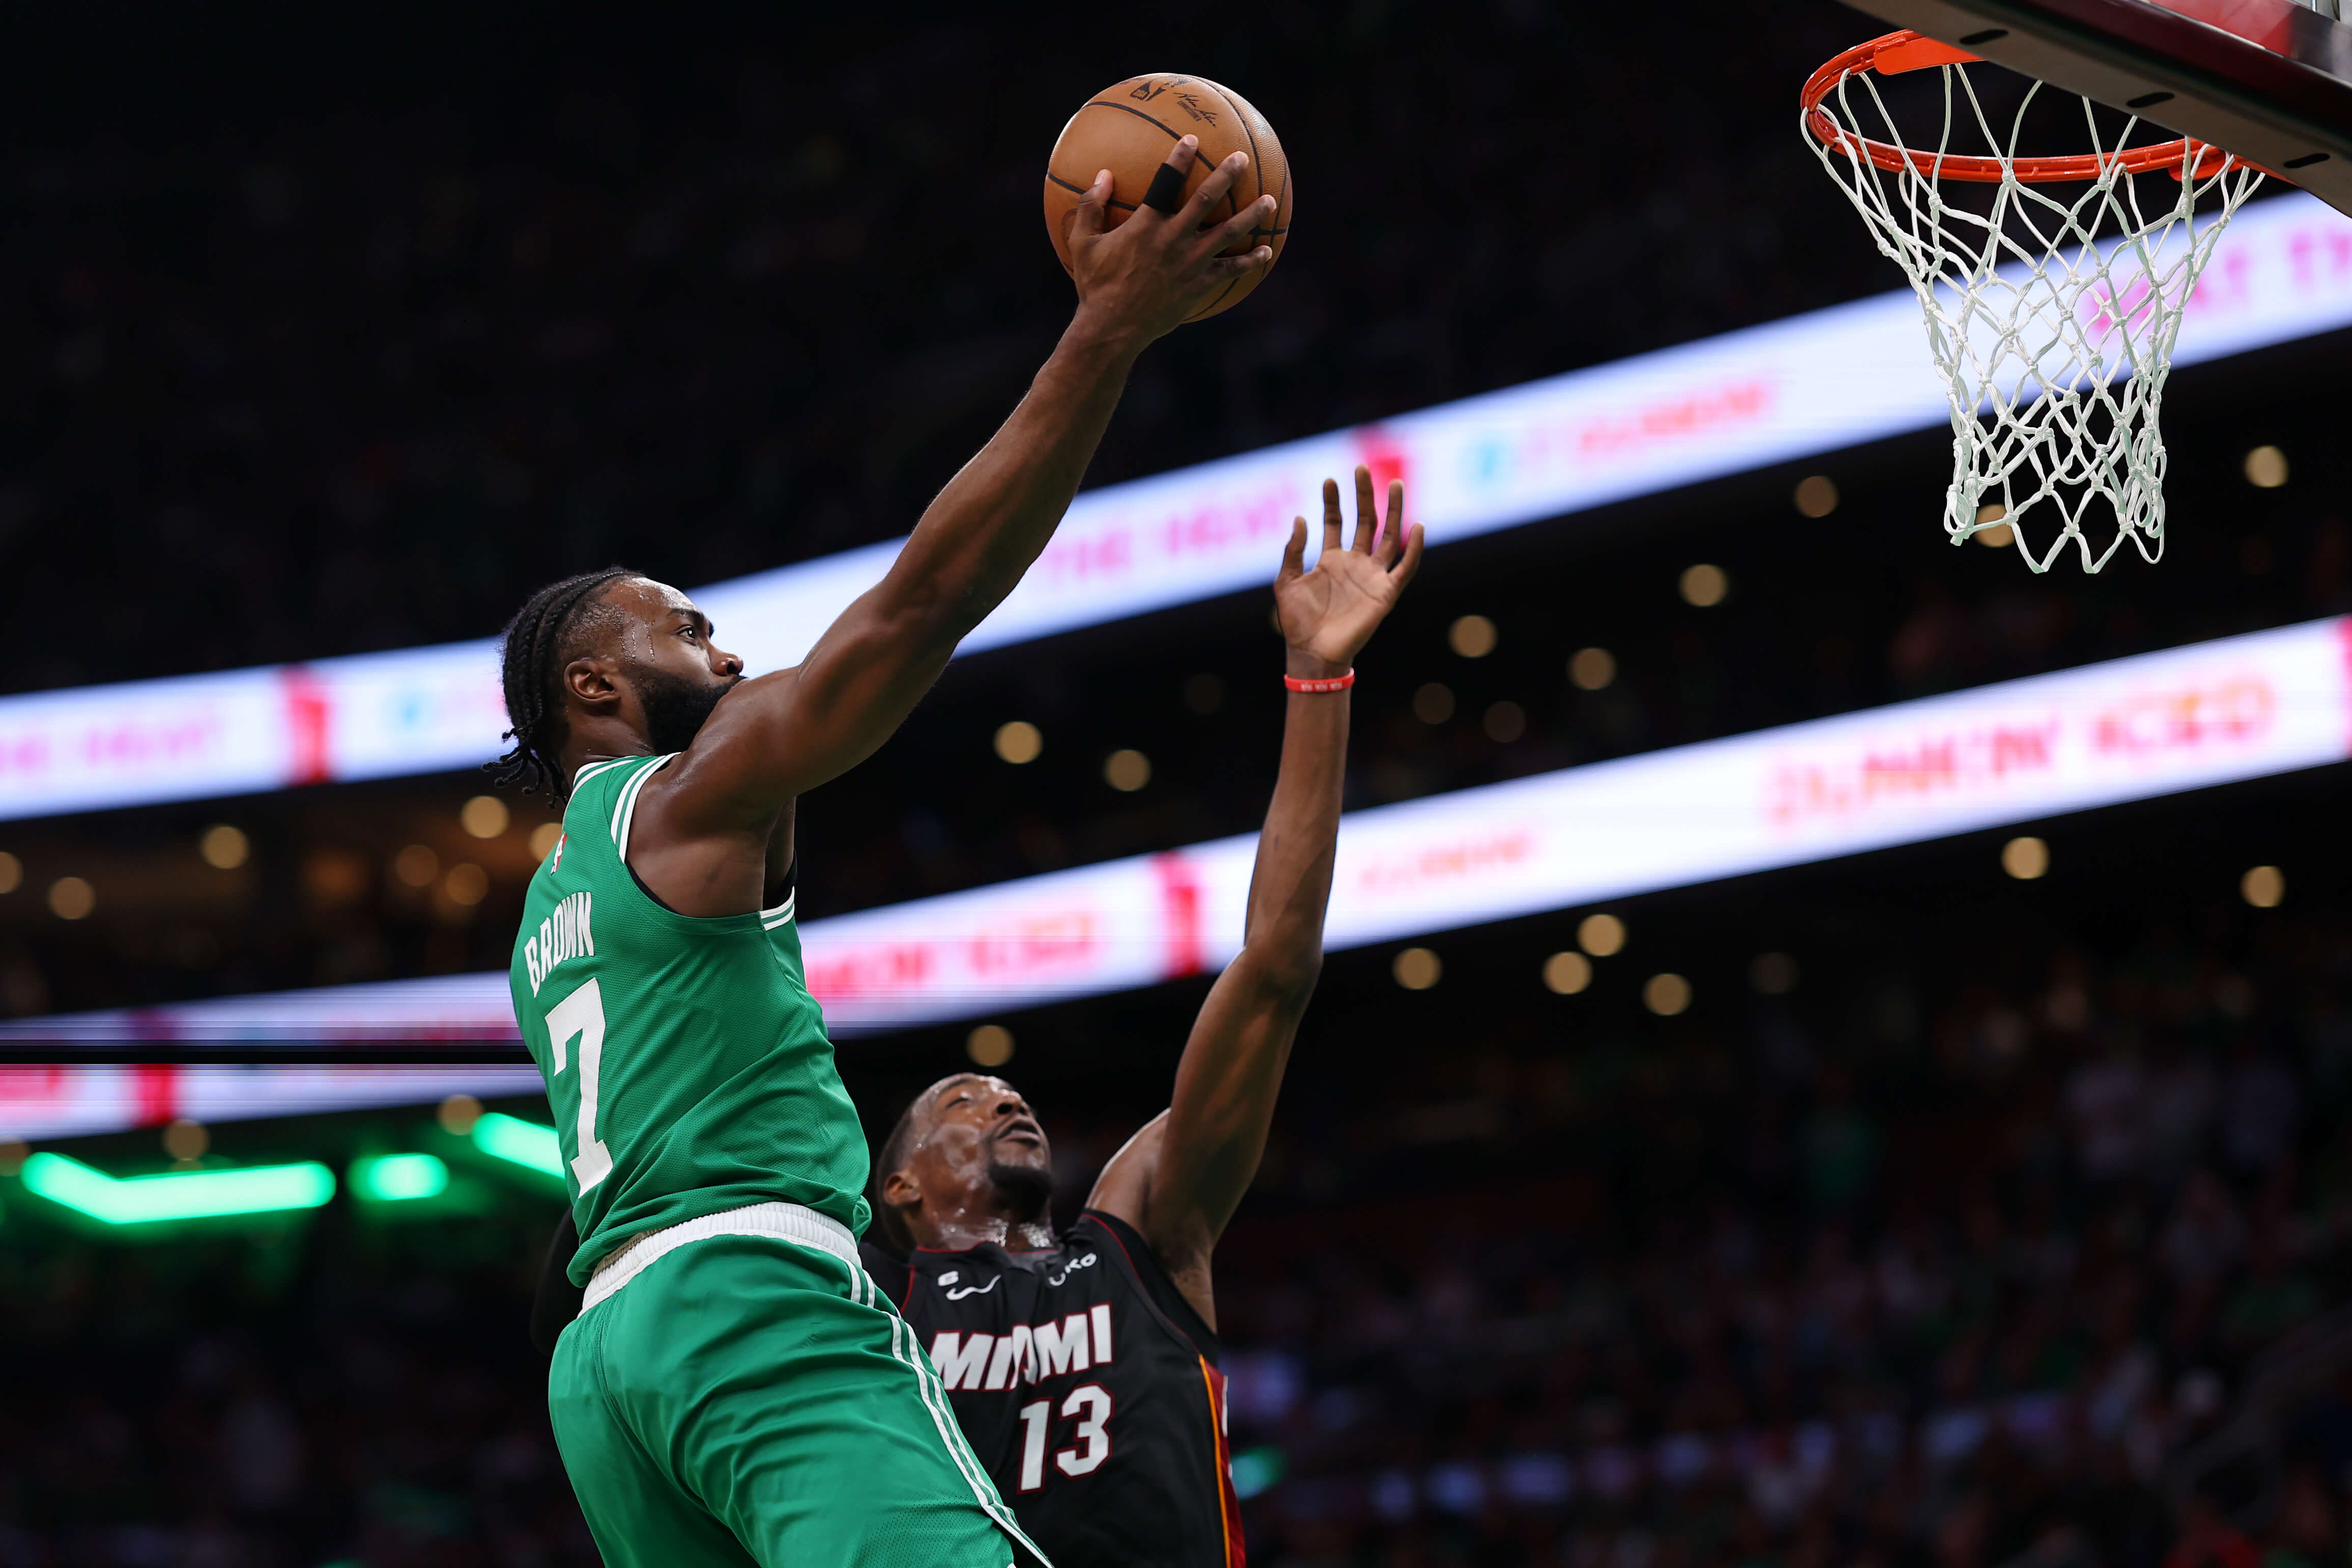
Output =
[
  {"x1": 523, "y1": 890, "x2": 595, "y2": 996},
  {"x1": 928, "y1": 1304, "x2": 1115, "y2": 1391}
]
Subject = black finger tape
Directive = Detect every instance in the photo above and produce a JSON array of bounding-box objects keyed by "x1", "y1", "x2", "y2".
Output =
[{"x1": 1142, "y1": 163, "x2": 1188, "y2": 215}]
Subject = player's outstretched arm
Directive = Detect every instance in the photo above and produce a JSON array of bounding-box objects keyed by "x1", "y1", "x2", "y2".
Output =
[
  {"x1": 1090, "y1": 470, "x2": 1422, "y2": 1321},
  {"x1": 657, "y1": 141, "x2": 1276, "y2": 832}
]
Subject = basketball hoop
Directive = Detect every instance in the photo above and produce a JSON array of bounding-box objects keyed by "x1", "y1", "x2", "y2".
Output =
[{"x1": 1803, "y1": 32, "x2": 2265, "y2": 572}]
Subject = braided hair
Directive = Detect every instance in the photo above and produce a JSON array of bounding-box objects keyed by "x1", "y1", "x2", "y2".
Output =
[{"x1": 489, "y1": 566, "x2": 640, "y2": 805}]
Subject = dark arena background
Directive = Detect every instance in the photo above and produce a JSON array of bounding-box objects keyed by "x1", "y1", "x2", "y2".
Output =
[{"x1": 5, "y1": 5, "x2": 2352, "y2": 1566}]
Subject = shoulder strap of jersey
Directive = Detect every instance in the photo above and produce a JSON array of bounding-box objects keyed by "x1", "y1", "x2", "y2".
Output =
[
  {"x1": 558, "y1": 755, "x2": 673, "y2": 862},
  {"x1": 568, "y1": 754, "x2": 642, "y2": 794},
  {"x1": 607, "y1": 754, "x2": 675, "y2": 860},
  {"x1": 1076, "y1": 1210, "x2": 1221, "y2": 1360},
  {"x1": 561, "y1": 753, "x2": 800, "y2": 929}
]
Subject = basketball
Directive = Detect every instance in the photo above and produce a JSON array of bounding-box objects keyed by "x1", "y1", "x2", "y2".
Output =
[{"x1": 1043, "y1": 74, "x2": 1291, "y2": 323}]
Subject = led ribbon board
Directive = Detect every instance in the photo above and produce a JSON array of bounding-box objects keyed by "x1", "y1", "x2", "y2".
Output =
[
  {"x1": 6, "y1": 613, "x2": 2347, "y2": 1141},
  {"x1": 3, "y1": 196, "x2": 2349, "y2": 823},
  {"x1": 0, "y1": 1065, "x2": 545, "y2": 1144}
]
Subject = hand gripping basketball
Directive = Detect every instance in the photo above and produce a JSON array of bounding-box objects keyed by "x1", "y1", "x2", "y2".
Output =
[{"x1": 1063, "y1": 137, "x2": 1276, "y2": 349}]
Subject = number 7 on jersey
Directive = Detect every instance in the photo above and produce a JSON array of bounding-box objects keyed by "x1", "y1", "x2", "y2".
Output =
[{"x1": 547, "y1": 978, "x2": 615, "y2": 1191}]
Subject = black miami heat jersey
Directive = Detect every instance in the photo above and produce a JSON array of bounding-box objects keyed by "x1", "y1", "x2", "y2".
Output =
[{"x1": 859, "y1": 1210, "x2": 1245, "y2": 1568}]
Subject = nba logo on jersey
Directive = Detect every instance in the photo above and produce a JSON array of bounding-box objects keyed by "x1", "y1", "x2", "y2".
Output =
[{"x1": 549, "y1": 832, "x2": 567, "y2": 871}]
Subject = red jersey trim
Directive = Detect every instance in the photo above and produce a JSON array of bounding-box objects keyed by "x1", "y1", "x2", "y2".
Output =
[{"x1": 1196, "y1": 1356, "x2": 1247, "y2": 1568}]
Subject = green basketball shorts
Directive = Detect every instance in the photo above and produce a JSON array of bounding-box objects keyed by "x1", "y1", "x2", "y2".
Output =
[{"x1": 547, "y1": 1203, "x2": 1047, "y2": 1568}]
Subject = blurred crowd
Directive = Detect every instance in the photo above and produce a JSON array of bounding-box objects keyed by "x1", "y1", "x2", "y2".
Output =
[
  {"x1": 0, "y1": 2, "x2": 1882, "y2": 698},
  {"x1": 6, "y1": 884, "x2": 2351, "y2": 1566},
  {"x1": 1197, "y1": 880, "x2": 2352, "y2": 1566}
]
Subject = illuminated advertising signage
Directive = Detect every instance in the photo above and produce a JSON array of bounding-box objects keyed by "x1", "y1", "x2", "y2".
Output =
[
  {"x1": 0, "y1": 1063, "x2": 544, "y2": 1144},
  {"x1": 7, "y1": 614, "x2": 2346, "y2": 1141},
  {"x1": 5, "y1": 194, "x2": 2350, "y2": 824}
]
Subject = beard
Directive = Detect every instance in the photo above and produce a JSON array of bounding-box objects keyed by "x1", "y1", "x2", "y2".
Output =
[
  {"x1": 636, "y1": 665, "x2": 739, "y2": 755},
  {"x1": 987, "y1": 1160, "x2": 1054, "y2": 1222}
]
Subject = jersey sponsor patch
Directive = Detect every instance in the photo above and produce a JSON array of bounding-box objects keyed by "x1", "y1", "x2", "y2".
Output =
[{"x1": 523, "y1": 889, "x2": 595, "y2": 996}]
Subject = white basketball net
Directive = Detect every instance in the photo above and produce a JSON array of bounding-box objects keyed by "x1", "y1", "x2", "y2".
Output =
[{"x1": 1805, "y1": 53, "x2": 2262, "y2": 571}]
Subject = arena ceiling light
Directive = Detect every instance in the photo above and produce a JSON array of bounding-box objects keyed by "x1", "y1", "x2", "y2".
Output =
[{"x1": 17, "y1": 1152, "x2": 335, "y2": 1224}]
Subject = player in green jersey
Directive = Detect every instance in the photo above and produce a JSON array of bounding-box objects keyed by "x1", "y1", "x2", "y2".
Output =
[{"x1": 493, "y1": 138, "x2": 1276, "y2": 1568}]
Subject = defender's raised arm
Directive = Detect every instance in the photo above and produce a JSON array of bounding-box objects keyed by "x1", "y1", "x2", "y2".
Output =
[{"x1": 1090, "y1": 469, "x2": 1423, "y2": 1322}]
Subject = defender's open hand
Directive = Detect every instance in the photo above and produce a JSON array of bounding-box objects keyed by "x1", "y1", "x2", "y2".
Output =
[
  {"x1": 1064, "y1": 137, "x2": 1277, "y2": 350},
  {"x1": 1274, "y1": 467, "x2": 1425, "y2": 677}
]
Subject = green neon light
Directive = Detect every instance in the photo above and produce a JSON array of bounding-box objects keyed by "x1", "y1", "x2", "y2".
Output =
[
  {"x1": 20, "y1": 1153, "x2": 335, "y2": 1224},
  {"x1": 1231, "y1": 1446, "x2": 1287, "y2": 1499},
  {"x1": 351, "y1": 1153, "x2": 450, "y2": 1201},
  {"x1": 472, "y1": 1113, "x2": 564, "y2": 1178}
]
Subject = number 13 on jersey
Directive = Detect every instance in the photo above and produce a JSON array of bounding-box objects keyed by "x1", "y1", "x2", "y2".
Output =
[
  {"x1": 1016, "y1": 1385, "x2": 1112, "y2": 1491},
  {"x1": 547, "y1": 978, "x2": 614, "y2": 1191}
]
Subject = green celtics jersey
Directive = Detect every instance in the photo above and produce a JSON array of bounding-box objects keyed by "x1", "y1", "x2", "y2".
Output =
[{"x1": 508, "y1": 753, "x2": 871, "y2": 1285}]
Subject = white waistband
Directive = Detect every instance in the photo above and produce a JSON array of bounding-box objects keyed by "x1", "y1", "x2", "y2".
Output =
[{"x1": 581, "y1": 1200, "x2": 859, "y2": 1313}]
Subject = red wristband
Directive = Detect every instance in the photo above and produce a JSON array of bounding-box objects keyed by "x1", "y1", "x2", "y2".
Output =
[{"x1": 1283, "y1": 668, "x2": 1355, "y2": 693}]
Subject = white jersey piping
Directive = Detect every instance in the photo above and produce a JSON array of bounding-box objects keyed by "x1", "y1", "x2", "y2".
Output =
[
  {"x1": 609, "y1": 753, "x2": 675, "y2": 862},
  {"x1": 569, "y1": 755, "x2": 638, "y2": 791}
]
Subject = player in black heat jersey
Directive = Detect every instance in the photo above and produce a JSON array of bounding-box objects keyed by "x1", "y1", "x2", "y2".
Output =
[
  {"x1": 534, "y1": 471, "x2": 1419, "y2": 1566},
  {"x1": 861, "y1": 472, "x2": 1419, "y2": 1567}
]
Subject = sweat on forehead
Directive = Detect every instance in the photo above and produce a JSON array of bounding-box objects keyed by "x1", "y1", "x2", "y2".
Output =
[
  {"x1": 604, "y1": 576, "x2": 700, "y2": 625},
  {"x1": 914, "y1": 1073, "x2": 1019, "y2": 1134},
  {"x1": 927, "y1": 1072, "x2": 1000, "y2": 1111},
  {"x1": 562, "y1": 577, "x2": 696, "y2": 658}
]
